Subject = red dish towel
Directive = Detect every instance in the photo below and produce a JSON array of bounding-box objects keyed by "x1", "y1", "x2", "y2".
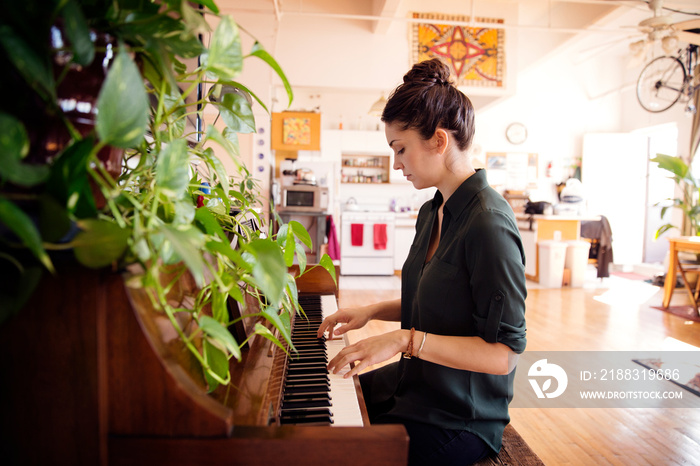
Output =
[
  {"x1": 351, "y1": 223, "x2": 364, "y2": 246},
  {"x1": 374, "y1": 223, "x2": 388, "y2": 250}
]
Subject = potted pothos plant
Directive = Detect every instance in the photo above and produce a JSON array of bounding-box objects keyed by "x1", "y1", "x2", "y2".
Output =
[
  {"x1": 0, "y1": 0, "x2": 334, "y2": 392},
  {"x1": 652, "y1": 153, "x2": 700, "y2": 238}
]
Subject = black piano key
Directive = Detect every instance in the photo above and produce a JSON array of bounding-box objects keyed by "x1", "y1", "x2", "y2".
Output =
[
  {"x1": 280, "y1": 416, "x2": 332, "y2": 425},
  {"x1": 280, "y1": 409, "x2": 332, "y2": 424},
  {"x1": 284, "y1": 384, "x2": 330, "y2": 394},
  {"x1": 285, "y1": 374, "x2": 329, "y2": 382},
  {"x1": 285, "y1": 381, "x2": 330, "y2": 391},
  {"x1": 282, "y1": 391, "x2": 331, "y2": 401},
  {"x1": 288, "y1": 356, "x2": 327, "y2": 365},
  {"x1": 286, "y1": 367, "x2": 327, "y2": 376},
  {"x1": 281, "y1": 398, "x2": 332, "y2": 410}
]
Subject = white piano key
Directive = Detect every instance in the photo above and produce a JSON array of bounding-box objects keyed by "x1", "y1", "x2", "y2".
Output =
[{"x1": 321, "y1": 294, "x2": 364, "y2": 427}]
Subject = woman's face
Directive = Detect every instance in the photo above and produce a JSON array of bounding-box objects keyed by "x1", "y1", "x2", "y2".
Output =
[{"x1": 386, "y1": 123, "x2": 442, "y2": 190}]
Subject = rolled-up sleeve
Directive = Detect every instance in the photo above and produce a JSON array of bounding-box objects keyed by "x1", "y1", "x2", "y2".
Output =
[{"x1": 467, "y1": 209, "x2": 527, "y2": 354}]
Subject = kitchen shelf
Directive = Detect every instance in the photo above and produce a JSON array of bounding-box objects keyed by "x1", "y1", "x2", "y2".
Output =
[{"x1": 341, "y1": 154, "x2": 390, "y2": 184}]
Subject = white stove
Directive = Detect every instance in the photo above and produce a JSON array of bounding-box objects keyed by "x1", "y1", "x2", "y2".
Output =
[{"x1": 340, "y1": 211, "x2": 396, "y2": 275}]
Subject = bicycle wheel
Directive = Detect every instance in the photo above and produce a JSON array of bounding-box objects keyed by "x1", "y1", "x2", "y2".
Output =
[{"x1": 636, "y1": 56, "x2": 686, "y2": 112}]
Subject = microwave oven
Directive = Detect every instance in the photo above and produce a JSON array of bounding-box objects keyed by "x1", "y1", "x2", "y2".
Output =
[{"x1": 278, "y1": 185, "x2": 329, "y2": 213}]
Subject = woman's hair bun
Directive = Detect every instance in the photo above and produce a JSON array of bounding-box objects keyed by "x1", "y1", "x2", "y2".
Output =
[{"x1": 403, "y1": 58, "x2": 452, "y2": 87}]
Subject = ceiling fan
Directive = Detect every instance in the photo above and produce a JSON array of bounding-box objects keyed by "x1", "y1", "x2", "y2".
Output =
[{"x1": 626, "y1": 0, "x2": 700, "y2": 61}]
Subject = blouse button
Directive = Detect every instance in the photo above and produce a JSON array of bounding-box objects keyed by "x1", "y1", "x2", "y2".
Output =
[{"x1": 495, "y1": 295, "x2": 502, "y2": 301}]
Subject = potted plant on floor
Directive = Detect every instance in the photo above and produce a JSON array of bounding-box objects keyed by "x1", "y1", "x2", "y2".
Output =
[
  {"x1": 0, "y1": 0, "x2": 334, "y2": 391},
  {"x1": 652, "y1": 153, "x2": 700, "y2": 237}
]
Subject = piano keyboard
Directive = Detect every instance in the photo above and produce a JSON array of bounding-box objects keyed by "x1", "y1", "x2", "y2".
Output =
[{"x1": 279, "y1": 294, "x2": 364, "y2": 427}]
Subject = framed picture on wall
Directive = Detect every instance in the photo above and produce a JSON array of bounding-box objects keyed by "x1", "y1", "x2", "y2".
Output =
[
  {"x1": 486, "y1": 153, "x2": 506, "y2": 170},
  {"x1": 486, "y1": 152, "x2": 539, "y2": 190},
  {"x1": 271, "y1": 112, "x2": 321, "y2": 151}
]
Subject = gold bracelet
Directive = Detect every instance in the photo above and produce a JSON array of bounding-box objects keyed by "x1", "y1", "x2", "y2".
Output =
[
  {"x1": 403, "y1": 327, "x2": 415, "y2": 359},
  {"x1": 416, "y1": 331, "x2": 427, "y2": 358}
]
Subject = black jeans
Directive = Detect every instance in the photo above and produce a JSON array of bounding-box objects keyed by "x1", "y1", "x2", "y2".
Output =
[{"x1": 360, "y1": 371, "x2": 491, "y2": 466}]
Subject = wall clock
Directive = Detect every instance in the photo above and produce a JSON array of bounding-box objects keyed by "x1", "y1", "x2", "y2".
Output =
[{"x1": 506, "y1": 122, "x2": 527, "y2": 145}]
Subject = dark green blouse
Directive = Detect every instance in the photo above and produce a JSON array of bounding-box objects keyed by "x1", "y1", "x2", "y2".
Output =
[{"x1": 367, "y1": 169, "x2": 527, "y2": 454}]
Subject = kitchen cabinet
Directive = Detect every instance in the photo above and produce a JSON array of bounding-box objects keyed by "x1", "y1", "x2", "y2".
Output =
[{"x1": 341, "y1": 154, "x2": 390, "y2": 183}]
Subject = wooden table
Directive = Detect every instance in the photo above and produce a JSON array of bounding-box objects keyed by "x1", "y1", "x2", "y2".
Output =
[{"x1": 662, "y1": 236, "x2": 700, "y2": 308}]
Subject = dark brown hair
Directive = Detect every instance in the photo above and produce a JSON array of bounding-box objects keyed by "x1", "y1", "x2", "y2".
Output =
[{"x1": 381, "y1": 58, "x2": 475, "y2": 151}]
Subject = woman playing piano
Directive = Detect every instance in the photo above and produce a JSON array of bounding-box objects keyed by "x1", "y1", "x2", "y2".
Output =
[{"x1": 318, "y1": 58, "x2": 527, "y2": 466}]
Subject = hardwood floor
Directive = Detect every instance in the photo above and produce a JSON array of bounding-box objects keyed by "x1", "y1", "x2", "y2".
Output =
[{"x1": 337, "y1": 271, "x2": 700, "y2": 465}]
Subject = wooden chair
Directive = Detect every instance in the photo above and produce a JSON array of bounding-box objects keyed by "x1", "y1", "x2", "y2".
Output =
[{"x1": 676, "y1": 257, "x2": 700, "y2": 314}]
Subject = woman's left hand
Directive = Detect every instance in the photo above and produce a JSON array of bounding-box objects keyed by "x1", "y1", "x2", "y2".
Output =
[{"x1": 327, "y1": 329, "x2": 408, "y2": 378}]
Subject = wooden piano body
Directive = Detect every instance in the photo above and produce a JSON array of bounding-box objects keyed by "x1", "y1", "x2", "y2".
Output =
[{"x1": 0, "y1": 258, "x2": 409, "y2": 465}]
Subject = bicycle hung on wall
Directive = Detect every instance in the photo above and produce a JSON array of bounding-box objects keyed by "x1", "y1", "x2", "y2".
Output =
[{"x1": 636, "y1": 43, "x2": 698, "y2": 113}]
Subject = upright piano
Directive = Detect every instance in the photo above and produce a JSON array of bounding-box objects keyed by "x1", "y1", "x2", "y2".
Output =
[{"x1": 0, "y1": 260, "x2": 408, "y2": 465}]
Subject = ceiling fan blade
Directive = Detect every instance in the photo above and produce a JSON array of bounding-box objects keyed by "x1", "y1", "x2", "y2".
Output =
[
  {"x1": 676, "y1": 31, "x2": 700, "y2": 46},
  {"x1": 671, "y1": 19, "x2": 700, "y2": 46}
]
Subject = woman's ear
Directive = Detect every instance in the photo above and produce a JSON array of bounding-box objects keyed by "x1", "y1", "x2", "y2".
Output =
[{"x1": 434, "y1": 128, "x2": 449, "y2": 155}]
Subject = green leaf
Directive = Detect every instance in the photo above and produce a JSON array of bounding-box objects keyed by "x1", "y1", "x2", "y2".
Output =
[
  {"x1": 156, "y1": 139, "x2": 191, "y2": 199},
  {"x1": 0, "y1": 113, "x2": 29, "y2": 159},
  {"x1": 222, "y1": 128, "x2": 240, "y2": 156},
  {"x1": 199, "y1": 315, "x2": 241, "y2": 360},
  {"x1": 253, "y1": 322, "x2": 288, "y2": 353},
  {"x1": 61, "y1": 0, "x2": 94, "y2": 66},
  {"x1": 211, "y1": 287, "x2": 228, "y2": 328},
  {"x1": 227, "y1": 81, "x2": 269, "y2": 114},
  {"x1": 294, "y1": 242, "x2": 307, "y2": 274},
  {"x1": 38, "y1": 195, "x2": 72, "y2": 243},
  {"x1": 172, "y1": 199, "x2": 196, "y2": 226},
  {"x1": 289, "y1": 220, "x2": 313, "y2": 249},
  {"x1": 201, "y1": 148, "x2": 230, "y2": 200},
  {"x1": 651, "y1": 154, "x2": 689, "y2": 181},
  {"x1": 45, "y1": 138, "x2": 97, "y2": 218},
  {"x1": 283, "y1": 226, "x2": 294, "y2": 267},
  {"x1": 0, "y1": 26, "x2": 55, "y2": 102},
  {"x1": 0, "y1": 113, "x2": 50, "y2": 187},
  {"x1": 96, "y1": 46, "x2": 148, "y2": 148},
  {"x1": 260, "y1": 305, "x2": 293, "y2": 348},
  {"x1": 0, "y1": 198, "x2": 54, "y2": 273},
  {"x1": 248, "y1": 41, "x2": 293, "y2": 107},
  {"x1": 245, "y1": 238, "x2": 287, "y2": 306},
  {"x1": 202, "y1": 339, "x2": 228, "y2": 392},
  {"x1": 655, "y1": 223, "x2": 676, "y2": 239},
  {"x1": 195, "y1": 207, "x2": 228, "y2": 242},
  {"x1": 285, "y1": 275, "x2": 299, "y2": 309},
  {"x1": 205, "y1": 240, "x2": 243, "y2": 268},
  {"x1": 205, "y1": 124, "x2": 239, "y2": 162},
  {"x1": 121, "y1": 10, "x2": 206, "y2": 60},
  {"x1": 202, "y1": 16, "x2": 243, "y2": 81},
  {"x1": 318, "y1": 253, "x2": 337, "y2": 287},
  {"x1": 209, "y1": 184, "x2": 231, "y2": 213},
  {"x1": 159, "y1": 224, "x2": 207, "y2": 287},
  {"x1": 72, "y1": 219, "x2": 129, "y2": 268},
  {"x1": 219, "y1": 91, "x2": 256, "y2": 134},
  {"x1": 276, "y1": 223, "x2": 289, "y2": 246},
  {"x1": 161, "y1": 87, "x2": 187, "y2": 139}
]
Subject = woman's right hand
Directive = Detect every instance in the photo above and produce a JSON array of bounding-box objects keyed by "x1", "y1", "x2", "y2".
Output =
[{"x1": 316, "y1": 305, "x2": 373, "y2": 340}]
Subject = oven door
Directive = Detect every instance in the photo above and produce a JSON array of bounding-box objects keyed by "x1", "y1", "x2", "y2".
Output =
[{"x1": 341, "y1": 213, "x2": 395, "y2": 258}]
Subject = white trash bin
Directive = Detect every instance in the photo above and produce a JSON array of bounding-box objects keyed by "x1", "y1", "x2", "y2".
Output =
[
  {"x1": 565, "y1": 240, "x2": 591, "y2": 287},
  {"x1": 538, "y1": 240, "x2": 567, "y2": 288}
]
